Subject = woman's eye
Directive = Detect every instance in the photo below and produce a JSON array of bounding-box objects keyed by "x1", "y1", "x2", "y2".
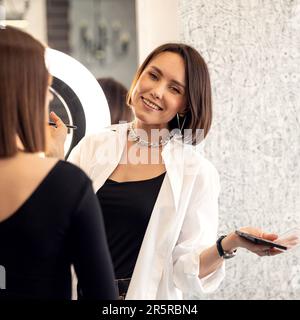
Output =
[
  {"x1": 170, "y1": 87, "x2": 180, "y2": 94},
  {"x1": 149, "y1": 72, "x2": 158, "y2": 80}
]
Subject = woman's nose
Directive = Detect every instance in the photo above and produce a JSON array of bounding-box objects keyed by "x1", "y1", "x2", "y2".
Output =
[{"x1": 151, "y1": 84, "x2": 164, "y2": 100}]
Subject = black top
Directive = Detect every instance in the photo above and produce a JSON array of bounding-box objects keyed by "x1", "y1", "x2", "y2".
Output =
[
  {"x1": 0, "y1": 161, "x2": 117, "y2": 300},
  {"x1": 96, "y1": 172, "x2": 166, "y2": 279}
]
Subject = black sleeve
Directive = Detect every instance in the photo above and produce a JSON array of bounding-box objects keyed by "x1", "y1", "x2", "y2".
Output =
[{"x1": 69, "y1": 179, "x2": 117, "y2": 300}]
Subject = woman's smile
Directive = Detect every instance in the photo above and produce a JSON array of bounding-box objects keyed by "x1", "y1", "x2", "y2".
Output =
[{"x1": 141, "y1": 97, "x2": 163, "y2": 112}]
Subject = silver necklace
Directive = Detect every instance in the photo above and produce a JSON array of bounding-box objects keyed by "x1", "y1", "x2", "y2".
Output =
[{"x1": 128, "y1": 122, "x2": 173, "y2": 148}]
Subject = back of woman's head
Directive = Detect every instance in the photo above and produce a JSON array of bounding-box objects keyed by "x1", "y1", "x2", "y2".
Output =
[
  {"x1": 0, "y1": 26, "x2": 49, "y2": 157},
  {"x1": 97, "y1": 77, "x2": 133, "y2": 124}
]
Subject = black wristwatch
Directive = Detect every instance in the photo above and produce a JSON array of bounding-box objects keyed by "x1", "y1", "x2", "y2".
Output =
[{"x1": 216, "y1": 235, "x2": 237, "y2": 259}]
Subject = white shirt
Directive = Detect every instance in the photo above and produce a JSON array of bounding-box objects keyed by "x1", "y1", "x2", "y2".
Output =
[{"x1": 68, "y1": 123, "x2": 225, "y2": 299}]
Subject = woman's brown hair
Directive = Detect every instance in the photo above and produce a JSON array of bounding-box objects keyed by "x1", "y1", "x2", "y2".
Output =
[
  {"x1": 97, "y1": 77, "x2": 133, "y2": 124},
  {"x1": 127, "y1": 43, "x2": 212, "y2": 144},
  {"x1": 0, "y1": 26, "x2": 49, "y2": 157}
]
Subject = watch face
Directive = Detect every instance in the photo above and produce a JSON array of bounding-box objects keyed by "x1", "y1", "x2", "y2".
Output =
[
  {"x1": 46, "y1": 48, "x2": 111, "y2": 158},
  {"x1": 223, "y1": 251, "x2": 237, "y2": 259}
]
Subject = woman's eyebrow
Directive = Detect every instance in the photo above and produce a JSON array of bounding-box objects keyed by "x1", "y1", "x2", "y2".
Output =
[{"x1": 150, "y1": 66, "x2": 185, "y2": 89}]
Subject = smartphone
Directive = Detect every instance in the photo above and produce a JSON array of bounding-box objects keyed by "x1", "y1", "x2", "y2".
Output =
[{"x1": 235, "y1": 230, "x2": 287, "y2": 250}]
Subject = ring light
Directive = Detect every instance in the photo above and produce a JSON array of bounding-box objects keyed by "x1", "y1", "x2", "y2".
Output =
[{"x1": 45, "y1": 48, "x2": 111, "y2": 158}]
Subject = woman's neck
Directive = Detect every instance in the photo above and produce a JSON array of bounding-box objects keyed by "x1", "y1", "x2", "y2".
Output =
[
  {"x1": 133, "y1": 119, "x2": 170, "y2": 146},
  {"x1": 134, "y1": 118, "x2": 167, "y2": 130},
  {"x1": 0, "y1": 151, "x2": 45, "y2": 166}
]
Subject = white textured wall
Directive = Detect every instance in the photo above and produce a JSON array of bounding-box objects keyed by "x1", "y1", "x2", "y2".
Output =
[
  {"x1": 136, "y1": 0, "x2": 180, "y2": 64},
  {"x1": 179, "y1": 0, "x2": 300, "y2": 299}
]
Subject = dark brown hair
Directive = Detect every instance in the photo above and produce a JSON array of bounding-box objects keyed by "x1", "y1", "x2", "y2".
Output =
[
  {"x1": 97, "y1": 77, "x2": 133, "y2": 124},
  {"x1": 127, "y1": 43, "x2": 212, "y2": 144},
  {"x1": 0, "y1": 26, "x2": 48, "y2": 157}
]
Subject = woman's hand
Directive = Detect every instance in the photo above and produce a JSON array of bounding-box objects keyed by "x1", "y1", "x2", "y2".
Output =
[
  {"x1": 222, "y1": 227, "x2": 285, "y2": 257},
  {"x1": 235, "y1": 227, "x2": 283, "y2": 257},
  {"x1": 46, "y1": 111, "x2": 68, "y2": 159},
  {"x1": 199, "y1": 226, "x2": 286, "y2": 279}
]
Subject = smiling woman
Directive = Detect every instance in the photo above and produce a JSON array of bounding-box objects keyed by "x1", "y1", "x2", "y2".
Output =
[
  {"x1": 127, "y1": 43, "x2": 212, "y2": 145},
  {"x1": 49, "y1": 43, "x2": 287, "y2": 300},
  {"x1": 130, "y1": 52, "x2": 186, "y2": 125}
]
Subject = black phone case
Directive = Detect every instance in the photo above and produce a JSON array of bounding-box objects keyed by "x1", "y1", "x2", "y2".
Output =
[{"x1": 235, "y1": 230, "x2": 287, "y2": 250}]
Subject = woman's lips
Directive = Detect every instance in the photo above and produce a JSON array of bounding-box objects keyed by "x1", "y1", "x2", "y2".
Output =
[{"x1": 141, "y1": 97, "x2": 163, "y2": 111}]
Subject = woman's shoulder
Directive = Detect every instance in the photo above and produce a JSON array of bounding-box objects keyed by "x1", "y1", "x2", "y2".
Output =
[{"x1": 54, "y1": 160, "x2": 92, "y2": 185}]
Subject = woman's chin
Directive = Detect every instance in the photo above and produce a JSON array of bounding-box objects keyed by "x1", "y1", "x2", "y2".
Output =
[{"x1": 134, "y1": 111, "x2": 153, "y2": 124}]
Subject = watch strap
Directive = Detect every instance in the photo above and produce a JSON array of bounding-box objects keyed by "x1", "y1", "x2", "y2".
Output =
[
  {"x1": 216, "y1": 235, "x2": 227, "y2": 257},
  {"x1": 216, "y1": 235, "x2": 237, "y2": 259}
]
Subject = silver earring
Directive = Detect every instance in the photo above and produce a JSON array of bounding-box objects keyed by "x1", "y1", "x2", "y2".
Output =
[{"x1": 176, "y1": 113, "x2": 187, "y2": 134}]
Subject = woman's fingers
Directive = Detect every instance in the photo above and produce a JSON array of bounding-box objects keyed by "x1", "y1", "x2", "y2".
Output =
[
  {"x1": 47, "y1": 112, "x2": 68, "y2": 158},
  {"x1": 49, "y1": 111, "x2": 59, "y2": 122},
  {"x1": 275, "y1": 235, "x2": 300, "y2": 249},
  {"x1": 49, "y1": 112, "x2": 67, "y2": 135},
  {"x1": 261, "y1": 232, "x2": 278, "y2": 241},
  {"x1": 269, "y1": 248, "x2": 283, "y2": 255},
  {"x1": 253, "y1": 246, "x2": 283, "y2": 257},
  {"x1": 50, "y1": 111, "x2": 65, "y2": 127},
  {"x1": 240, "y1": 239, "x2": 272, "y2": 253}
]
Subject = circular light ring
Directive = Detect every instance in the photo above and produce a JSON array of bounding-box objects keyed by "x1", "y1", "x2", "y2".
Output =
[
  {"x1": 50, "y1": 77, "x2": 86, "y2": 159},
  {"x1": 45, "y1": 48, "x2": 111, "y2": 137}
]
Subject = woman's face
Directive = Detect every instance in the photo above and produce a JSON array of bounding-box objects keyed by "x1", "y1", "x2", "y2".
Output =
[{"x1": 131, "y1": 51, "x2": 187, "y2": 127}]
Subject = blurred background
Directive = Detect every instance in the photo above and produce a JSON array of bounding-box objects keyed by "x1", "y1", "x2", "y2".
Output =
[
  {"x1": 1, "y1": 0, "x2": 300, "y2": 300},
  {"x1": 0, "y1": 0, "x2": 179, "y2": 87}
]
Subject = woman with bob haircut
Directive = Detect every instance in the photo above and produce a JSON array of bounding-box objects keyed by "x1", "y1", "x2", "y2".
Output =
[
  {"x1": 0, "y1": 26, "x2": 117, "y2": 300},
  {"x1": 51, "y1": 43, "x2": 286, "y2": 299}
]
